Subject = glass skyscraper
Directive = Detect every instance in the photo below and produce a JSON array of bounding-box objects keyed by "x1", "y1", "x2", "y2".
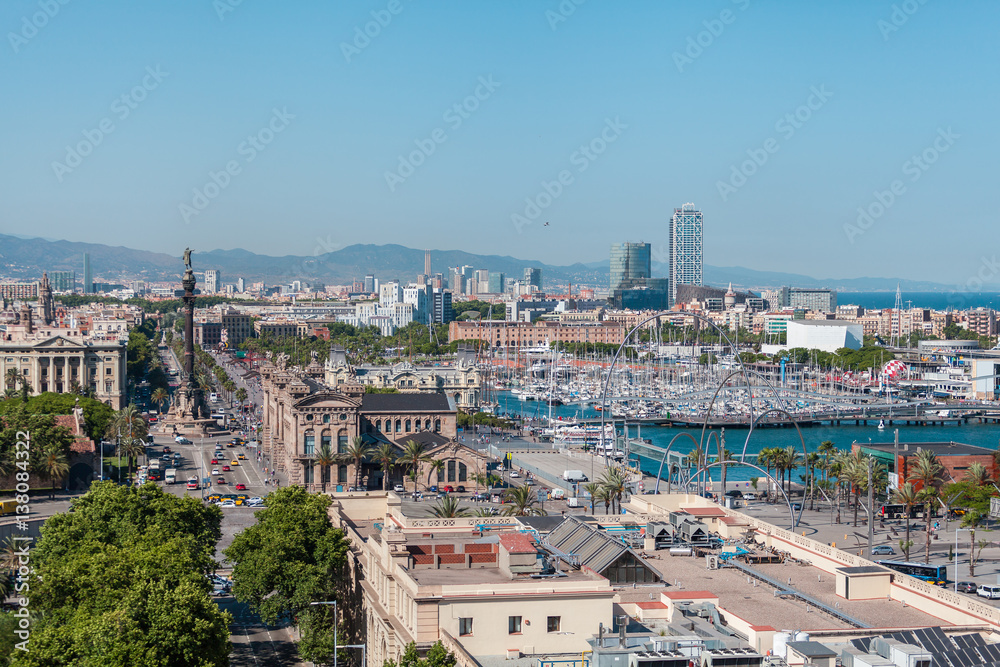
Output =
[
  {"x1": 609, "y1": 243, "x2": 667, "y2": 309},
  {"x1": 668, "y1": 203, "x2": 703, "y2": 307}
]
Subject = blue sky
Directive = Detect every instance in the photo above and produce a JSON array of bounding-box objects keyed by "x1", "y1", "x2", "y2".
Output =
[{"x1": 1, "y1": 0, "x2": 997, "y2": 285}]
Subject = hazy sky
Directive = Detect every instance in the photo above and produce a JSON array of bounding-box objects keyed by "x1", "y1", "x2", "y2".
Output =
[{"x1": 1, "y1": 1, "x2": 997, "y2": 285}]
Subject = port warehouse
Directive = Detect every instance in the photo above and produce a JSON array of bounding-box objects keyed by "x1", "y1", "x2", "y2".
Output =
[{"x1": 851, "y1": 440, "x2": 1000, "y2": 489}]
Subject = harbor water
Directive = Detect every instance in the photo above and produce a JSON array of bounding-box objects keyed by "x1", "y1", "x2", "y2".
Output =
[{"x1": 495, "y1": 391, "x2": 1000, "y2": 483}]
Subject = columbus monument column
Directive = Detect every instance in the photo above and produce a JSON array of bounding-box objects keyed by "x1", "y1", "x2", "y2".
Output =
[{"x1": 165, "y1": 248, "x2": 213, "y2": 434}]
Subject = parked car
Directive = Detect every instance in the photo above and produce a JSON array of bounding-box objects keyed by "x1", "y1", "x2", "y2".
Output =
[
  {"x1": 444, "y1": 486, "x2": 454, "y2": 493},
  {"x1": 393, "y1": 484, "x2": 405, "y2": 492},
  {"x1": 743, "y1": 492, "x2": 757, "y2": 500},
  {"x1": 957, "y1": 581, "x2": 978, "y2": 594},
  {"x1": 219, "y1": 499, "x2": 236, "y2": 508},
  {"x1": 456, "y1": 485, "x2": 466, "y2": 493},
  {"x1": 246, "y1": 497, "x2": 264, "y2": 506},
  {"x1": 978, "y1": 585, "x2": 1000, "y2": 599},
  {"x1": 871, "y1": 545, "x2": 896, "y2": 556},
  {"x1": 726, "y1": 490, "x2": 744, "y2": 498}
]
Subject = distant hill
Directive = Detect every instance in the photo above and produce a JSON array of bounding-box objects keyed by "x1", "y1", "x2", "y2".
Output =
[{"x1": 0, "y1": 234, "x2": 960, "y2": 291}]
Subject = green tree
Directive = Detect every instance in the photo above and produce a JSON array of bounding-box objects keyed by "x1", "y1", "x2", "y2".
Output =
[
  {"x1": 37, "y1": 444, "x2": 70, "y2": 499},
  {"x1": 429, "y1": 496, "x2": 471, "y2": 518},
  {"x1": 372, "y1": 442, "x2": 398, "y2": 491},
  {"x1": 224, "y1": 486, "x2": 351, "y2": 665},
  {"x1": 502, "y1": 485, "x2": 547, "y2": 516},
  {"x1": 384, "y1": 641, "x2": 457, "y2": 667},
  {"x1": 14, "y1": 481, "x2": 230, "y2": 666},
  {"x1": 151, "y1": 387, "x2": 170, "y2": 414},
  {"x1": 345, "y1": 436, "x2": 372, "y2": 488},
  {"x1": 315, "y1": 440, "x2": 337, "y2": 493},
  {"x1": 891, "y1": 482, "x2": 920, "y2": 560},
  {"x1": 908, "y1": 450, "x2": 945, "y2": 563},
  {"x1": 397, "y1": 440, "x2": 431, "y2": 493}
]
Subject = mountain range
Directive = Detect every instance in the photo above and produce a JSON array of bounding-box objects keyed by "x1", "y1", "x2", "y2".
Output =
[{"x1": 0, "y1": 234, "x2": 965, "y2": 292}]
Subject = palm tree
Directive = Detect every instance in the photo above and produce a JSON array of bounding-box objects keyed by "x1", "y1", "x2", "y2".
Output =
[
  {"x1": 345, "y1": 436, "x2": 372, "y2": 488},
  {"x1": 151, "y1": 387, "x2": 169, "y2": 414},
  {"x1": 964, "y1": 462, "x2": 990, "y2": 487},
  {"x1": 4, "y1": 368, "x2": 20, "y2": 393},
  {"x1": 38, "y1": 445, "x2": 70, "y2": 498},
  {"x1": 908, "y1": 450, "x2": 944, "y2": 563},
  {"x1": 372, "y1": 441, "x2": 398, "y2": 491},
  {"x1": 429, "y1": 496, "x2": 471, "y2": 518},
  {"x1": 582, "y1": 482, "x2": 601, "y2": 515},
  {"x1": 397, "y1": 440, "x2": 431, "y2": 493},
  {"x1": 502, "y1": 485, "x2": 547, "y2": 516},
  {"x1": 782, "y1": 446, "x2": 801, "y2": 496},
  {"x1": 427, "y1": 459, "x2": 446, "y2": 488},
  {"x1": 892, "y1": 482, "x2": 920, "y2": 560},
  {"x1": 235, "y1": 387, "x2": 248, "y2": 406},
  {"x1": 601, "y1": 468, "x2": 627, "y2": 515},
  {"x1": 106, "y1": 404, "x2": 148, "y2": 479},
  {"x1": 118, "y1": 435, "x2": 146, "y2": 482},
  {"x1": 595, "y1": 485, "x2": 612, "y2": 515},
  {"x1": 806, "y1": 452, "x2": 821, "y2": 510},
  {"x1": 315, "y1": 440, "x2": 336, "y2": 493},
  {"x1": 818, "y1": 440, "x2": 837, "y2": 486},
  {"x1": 756, "y1": 448, "x2": 777, "y2": 502},
  {"x1": 3, "y1": 387, "x2": 16, "y2": 400}
]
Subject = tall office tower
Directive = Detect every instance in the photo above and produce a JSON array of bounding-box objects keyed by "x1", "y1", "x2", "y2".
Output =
[
  {"x1": 48, "y1": 271, "x2": 75, "y2": 292},
  {"x1": 205, "y1": 269, "x2": 221, "y2": 293},
  {"x1": 83, "y1": 253, "x2": 92, "y2": 294},
  {"x1": 609, "y1": 242, "x2": 651, "y2": 291},
  {"x1": 668, "y1": 203, "x2": 704, "y2": 307},
  {"x1": 424, "y1": 250, "x2": 432, "y2": 277},
  {"x1": 449, "y1": 268, "x2": 466, "y2": 294},
  {"x1": 431, "y1": 288, "x2": 453, "y2": 323},
  {"x1": 487, "y1": 272, "x2": 506, "y2": 294},
  {"x1": 364, "y1": 274, "x2": 375, "y2": 293},
  {"x1": 523, "y1": 267, "x2": 542, "y2": 290},
  {"x1": 236, "y1": 277, "x2": 245, "y2": 292}
]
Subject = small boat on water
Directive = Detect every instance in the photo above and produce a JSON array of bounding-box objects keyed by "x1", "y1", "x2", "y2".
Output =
[{"x1": 878, "y1": 419, "x2": 886, "y2": 430}]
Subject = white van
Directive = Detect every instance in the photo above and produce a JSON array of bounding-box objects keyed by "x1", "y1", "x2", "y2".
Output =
[
  {"x1": 210, "y1": 393, "x2": 219, "y2": 403},
  {"x1": 978, "y1": 585, "x2": 1000, "y2": 599}
]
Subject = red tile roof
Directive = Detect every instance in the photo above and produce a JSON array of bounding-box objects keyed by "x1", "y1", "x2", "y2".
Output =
[
  {"x1": 636, "y1": 601, "x2": 668, "y2": 610},
  {"x1": 499, "y1": 533, "x2": 537, "y2": 554},
  {"x1": 679, "y1": 507, "x2": 726, "y2": 517}
]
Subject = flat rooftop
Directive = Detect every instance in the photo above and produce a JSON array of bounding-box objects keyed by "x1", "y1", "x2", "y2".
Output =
[
  {"x1": 408, "y1": 566, "x2": 600, "y2": 586},
  {"x1": 858, "y1": 441, "x2": 993, "y2": 457}
]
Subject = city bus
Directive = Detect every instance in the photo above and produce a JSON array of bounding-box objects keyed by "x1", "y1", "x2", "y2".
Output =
[
  {"x1": 878, "y1": 503, "x2": 918, "y2": 519},
  {"x1": 876, "y1": 560, "x2": 948, "y2": 585}
]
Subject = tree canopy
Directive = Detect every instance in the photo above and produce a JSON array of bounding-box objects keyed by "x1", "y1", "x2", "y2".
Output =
[
  {"x1": 223, "y1": 486, "x2": 351, "y2": 664},
  {"x1": 12, "y1": 482, "x2": 229, "y2": 666}
]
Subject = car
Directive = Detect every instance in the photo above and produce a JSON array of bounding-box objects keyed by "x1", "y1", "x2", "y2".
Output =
[
  {"x1": 456, "y1": 485, "x2": 466, "y2": 493},
  {"x1": 206, "y1": 494, "x2": 221, "y2": 503},
  {"x1": 393, "y1": 484, "x2": 405, "y2": 493},
  {"x1": 217, "y1": 477, "x2": 227, "y2": 484},
  {"x1": 222, "y1": 465, "x2": 230, "y2": 471},
  {"x1": 163, "y1": 446, "x2": 172, "y2": 454},
  {"x1": 978, "y1": 585, "x2": 1000, "y2": 599},
  {"x1": 173, "y1": 453, "x2": 181, "y2": 460},
  {"x1": 230, "y1": 460, "x2": 239, "y2": 467},
  {"x1": 791, "y1": 503, "x2": 802, "y2": 511},
  {"x1": 211, "y1": 468, "x2": 220, "y2": 476},
  {"x1": 524, "y1": 479, "x2": 535, "y2": 486},
  {"x1": 743, "y1": 492, "x2": 757, "y2": 500},
  {"x1": 148, "y1": 416, "x2": 158, "y2": 423},
  {"x1": 348, "y1": 486, "x2": 365, "y2": 492},
  {"x1": 871, "y1": 545, "x2": 896, "y2": 556},
  {"x1": 957, "y1": 581, "x2": 978, "y2": 594},
  {"x1": 509, "y1": 471, "x2": 520, "y2": 478},
  {"x1": 444, "y1": 486, "x2": 454, "y2": 493},
  {"x1": 174, "y1": 436, "x2": 192, "y2": 445},
  {"x1": 247, "y1": 496, "x2": 263, "y2": 505},
  {"x1": 235, "y1": 484, "x2": 246, "y2": 491},
  {"x1": 238, "y1": 454, "x2": 247, "y2": 460},
  {"x1": 726, "y1": 490, "x2": 744, "y2": 498},
  {"x1": 211, "y1": 459, "x2": 219, "y2": 465},
  {"x1": 219, "y1": 499, "x2": 236, "y2": 508}
]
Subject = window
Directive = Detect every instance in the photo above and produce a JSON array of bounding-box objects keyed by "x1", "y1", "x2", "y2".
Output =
[
  {"x1": 395, "y1": 419, "x2": 401, "y2": 432},
  {"x1": 508, "y1": 616, "x2": 521, "y2": 634},
  {"x1": 338, "y1": 465, "x2": 347, "y2": 484},
  {"x1": 459, "y1": 617, "x2": 473, "y2": 637},
  {"x1": 337, "y1": 434, "x2": 348, "y2": 454},
  {"x1": 321, "y1": 434, "x2": 331, "y2": 452},
  {"x1": 405, "y1": 420, "x2": 411, "y2": 432},
  {"x1": 340, "y1": 413, "x2": 347, "y2": 421},
  {"x1": 447, "y1": 460, "x2": 456, "y2": 483},
  {"x1": 547, "y1": 616, "x2": 560, "y2": 633},
  {"x1": 106, "y1": 368, "x2": 112, "y2": 375},
  {"x1": 303, "y1": 432, "x2": 315, "y2": 456},
  {"x1": 459, "y1": 463, "x2": 467, "y2": 482},
  {"x1": 375, "y1": 420, "x2": 382, "y2": 432}
]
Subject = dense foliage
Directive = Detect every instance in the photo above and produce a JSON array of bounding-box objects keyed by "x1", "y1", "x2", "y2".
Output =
[
  {"x1": 224, "y1": 486, "x2": 351, "y2": 664},
  {"x1": 384, "y1": 641, "x2": 457, "y2": 667},
  {"x1": 0, "y1": 393, "x2": 114, "y2": 442},
  {"x1": 12, "y1": 482, "x2": 230, "y2": 666}
]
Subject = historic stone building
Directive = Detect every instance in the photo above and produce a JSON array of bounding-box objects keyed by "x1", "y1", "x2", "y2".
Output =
[
  {"x1": 0, "y1": 334, "x2": 126, "y2": 409},
  {"x1": 324, "y1": 346, "x2": 482, "y2": 411},
  {"x1": 261, "y1": 352, "x2": 473, "y2": 491}
]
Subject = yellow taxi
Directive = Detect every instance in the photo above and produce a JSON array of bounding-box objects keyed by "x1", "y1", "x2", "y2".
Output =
[
  {"x1": 230, "y1": 460, "x2": 239, "y2": 467},
  {"x1": 238, "y1": 454, "x2": 247, "y2": 460}
]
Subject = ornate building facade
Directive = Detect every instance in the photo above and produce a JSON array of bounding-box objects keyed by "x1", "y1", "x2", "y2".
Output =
[
  {"x1": 261, "y1": 352, "x2": 473, "y2": 491},
  {"x1": 324, "y1": 346, "x2": 482, "y2": 410}
]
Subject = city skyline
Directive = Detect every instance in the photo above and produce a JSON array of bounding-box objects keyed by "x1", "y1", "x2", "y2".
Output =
[{"x1": 1, "y1": 2, "x2": 997, "y2": 285}]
